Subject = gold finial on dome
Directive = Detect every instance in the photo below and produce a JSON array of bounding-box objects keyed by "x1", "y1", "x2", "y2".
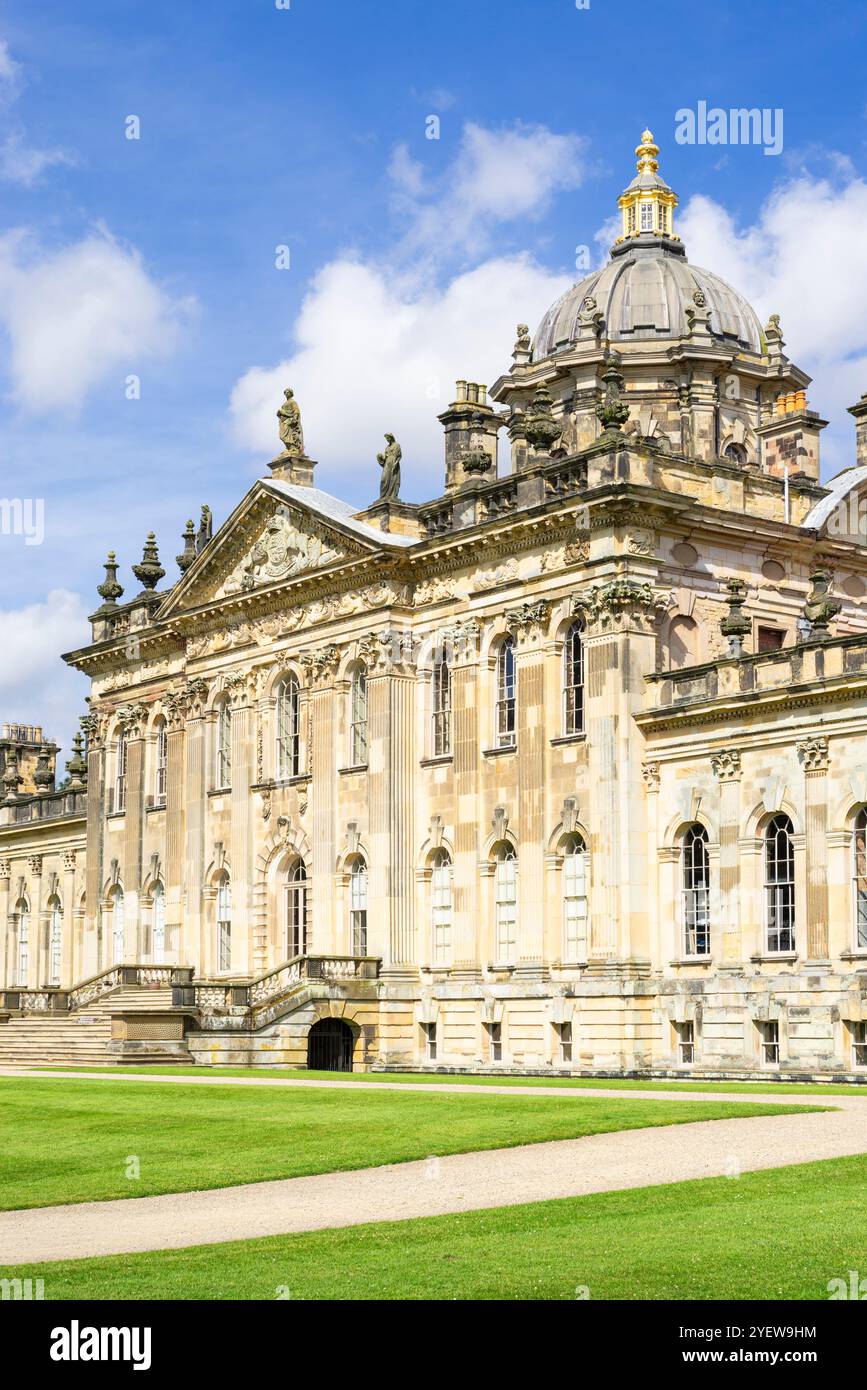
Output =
[
  {"x1": 635, "y1": 128, "x2": 659, "y2": 174},
  {"x1": 615, "y1": 126, "x2": 679, "y2": 245}
]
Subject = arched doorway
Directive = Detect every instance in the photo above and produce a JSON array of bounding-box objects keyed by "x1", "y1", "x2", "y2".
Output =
[{"x1": 307, "y1": 1018, "x2": 354, "y2": 1072}]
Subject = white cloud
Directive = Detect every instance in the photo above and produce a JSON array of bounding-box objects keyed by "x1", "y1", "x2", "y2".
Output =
[
  {"x1": 230, "y1": 254, "x2": 571, "y2": 496},
  {"x1": 0, "y1": 39, "x2": 20, "y2": 91},
  {"x1": 230, "y1": 121, "x2": 584, "y2": 496},
  {"x1": 678, "y1": 169, "x2": 867, "y2": 475},
  {"x1": 0, "y1": 132, "x2": 73, "y2": 185},
  {"x1": 392, "y1": 121, "x2": 588, "y2": 263},
  {"x1": 0, "y1": 227, "x2": 195, "y2": 411},
  {"x1": 0, "y1": 589, "x2": 89, "y2": 759}
]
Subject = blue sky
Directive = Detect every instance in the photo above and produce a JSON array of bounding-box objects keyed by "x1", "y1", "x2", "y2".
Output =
[{"x1": 2, "y1": 0, "x2": 867, "y2": 756}]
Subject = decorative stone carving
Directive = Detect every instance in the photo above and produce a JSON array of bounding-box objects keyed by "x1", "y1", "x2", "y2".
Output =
[
  {"x1": 505, "y1": 600, "x2": 550, "y2": 644},
  {"x1": 524, "y1": 385, "x2": 560, "y2": 452},
  {"x1": 803, "y1": 570, "x2": 841, "y2": 638},
  {"x1": 95, "y1": 551, "x2": 124, "y2": 613},
  {"x1": 472, "y1": 558, "x2": 519, "y2": 592},
  {"x1": 627, "y1": 528, "x2": 656, "y2": 557},
  {"x1": 491, "y1": 805, "x2": 510, "y2": 840},
  {"x1": 797, "y1": 736, "x2": 829, "y2": 773},
  {"x1": 720, "y1": 578, "x2": 751, "y2": 656},
  {"x1": 642, "y1": 762, "x2": 661, "y2": 791},
  {"x1": 116, "y1": 702, "x2": 149, "y2": 739},
  {"x1": 595, "y1": 355, "x2": 630, "y2": 434},
  {"x1": 132, "y1": 533, "x2": 166, "y2": 593},
  {"x1": 560, "y1": 796, "x2": 580, "y2": 833},
  {"x1": 219, "y1": 506, "x2": 344, "y2": 598},
  {"x1": 0, "y1": 860, "x2": 10, "y2": 879},
  {"x1": 301, "y1": 644, "x2": 341, "y2": 688},
  {"x1": 572, "y1": 580, "x2": 670, "y2": 633},
  {"x1": 711, "y1": 749, "x2": 741, "y2": 781},
  {"x1": 176, "y1": 520, "x2": 196, "y2": 574},
  {"x1": 27, "y1": 855, "x2": 43, "y2": 877},
  {"x1": 414, "y1": 577, "x2": 460, "y2": 606},
  {"x1": 62, "y1": 851, "x2": 77, "y2": 873}
]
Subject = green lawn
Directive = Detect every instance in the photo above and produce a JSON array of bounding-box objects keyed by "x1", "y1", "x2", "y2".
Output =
[
  {"x1": 0, "y1": 1076, "x2": 818, "y2": 1211},
  {"x1": 36, "y1": 1063, "x2": 867, "y2": 1098},
  {"x1": 6, "y1": 1154, "x2": 864, "y2": 1300}
]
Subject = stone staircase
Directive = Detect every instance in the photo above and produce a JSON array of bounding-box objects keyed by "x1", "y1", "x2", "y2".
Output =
[{"x1": 0, "y1": 1013, "x2": 113, "y2": 1067}]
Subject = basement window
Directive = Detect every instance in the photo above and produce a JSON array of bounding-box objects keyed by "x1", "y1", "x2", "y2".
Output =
[
  {"x1": 421, "y1": 1021, "x2": 437, "y2": 1062},
  {"x1": 759, "y1": 1020, "x2": 780, "y2": 1066},
  {"x1": 852, "y1": 1022, "x2": 867, "y2": 1070},
  {"x1": 675, "y1": 1020, "x2": 695, "y2": 1065},
  {"x1": 488, "y1": 1021, "x2": 503, "y2": 1063},
  {"x1": 558, "y1": 1021, "x2": 573, "y2": 1065}
]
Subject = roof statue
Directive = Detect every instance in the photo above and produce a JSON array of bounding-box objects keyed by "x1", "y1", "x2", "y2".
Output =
[
  {"x1": 377, "y1": 433, "x2": 402, "y2": 501},
  {"x1": 277, "y1": 387, "x2": 305, "y2": 457}
]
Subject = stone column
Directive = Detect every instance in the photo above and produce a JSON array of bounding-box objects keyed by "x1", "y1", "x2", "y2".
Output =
[
  {"x1": 798, "y1": 736, "x2": 830, "y2": 962},
  {"x1": 365, "y1": 631, "x2": 416, "y2": 975},
  {"x1": 118, "y1": 703, "x2": 148, "y2": 961},
  {"x1": 228, "y1": 671, "x2": 256, "y2": 974},
  {"x1": 449, "y1": 621, "x2": 481, "y2": 976},
  {"x1": 27, "y1": 855, "x2": 42, "y2": 989},
  {"x1": 182, "y1": 681, "x2": 209, "y2": 975},
  {"x1": 61, "y1": 851, "x2": 76, "y2": 988},
  {"x1": 305, "y1": 646, "x2": 340, "y2": 956},
  {"x1": 163, "y1": 689, "x2": 189, "y2": 965},
  {"x1": 711, "y1": 750, "x2": 743, "y2": 963},
  {"x1": 577, "y1": 579, "x2": 666, "y2": 969},
  {"x1": 0, "y1": 859, "x2": 10, "y2": 988},
  {"x1": 81, "y1": 713, "x2": 107, "y2": 976},
  {"x1": 507, "y1": 601, "x2": 550, "y2": 976}
]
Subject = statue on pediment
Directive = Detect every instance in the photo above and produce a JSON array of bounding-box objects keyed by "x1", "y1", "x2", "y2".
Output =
[
  {"x1": 277, "y1": 388, "x2": 305, "y2": 456},
  {"x1": 377, "y1": 434, "x2": 402, "y2": 500}
]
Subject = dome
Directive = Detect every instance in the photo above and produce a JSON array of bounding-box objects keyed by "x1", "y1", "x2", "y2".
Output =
[{"x1": 532, "y1": 242, "x2": 765, "y2": 360}]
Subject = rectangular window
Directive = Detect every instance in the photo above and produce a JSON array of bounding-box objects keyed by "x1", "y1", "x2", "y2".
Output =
[
  {"x1": 760, "y1": 1019, "x2": 780, "y2": 1066},
  {"x1": 852, "y1": 1022, "x2": 867, "y2": 1070},
  {"x1": 757, "y1": 626, "x2": 785, "y2": 653},
  {"x1": 627, "y1": 204, "x2": 636, "y2": 234},
  {"x1": 422, "y1": 1021, "x2": 437, "y2": 1062},
  {"x1": 350, "y1": 669, "x2": 368, "y2": 766},
  {"x1": 676, "y1": 1020, "x2": 695, "y2": 1065},
  {"x1": 488, "y1": 1021, "x2": 502, "y2": 1062},
  {"x1": 640, "y1": 202, "x2": 653, "y2": 231},
  {"x1": 155, "y1": 725, "x2": 168, "y2": 806},
  {"x1": 431, "y1": 659, "x2": 451, "y2": 758},
  {"x1": 217, "y1": 704, "x2": 232, "y2": 789},
  {"x1": 115, "y1": 733, "x2": 127, "y2": 814},
  {"x1": 495, "y1": 641, "x2": 516, "y2": 749},
  {"x1": 559, "y1": 1021, "x2": 573, "y2": 1065},
  {"x1": 495, "y1": 855, "x2": 517, "y2": 964}
]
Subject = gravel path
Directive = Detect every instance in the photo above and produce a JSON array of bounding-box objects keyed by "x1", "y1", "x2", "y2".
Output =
[{"x1": 0, "y1": 1076, "x2": 865, "y2": 1266}]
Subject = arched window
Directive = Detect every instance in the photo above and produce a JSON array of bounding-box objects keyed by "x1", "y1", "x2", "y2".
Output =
[
  {"x1": 765, "y1": 814, "x2": 795, "y2": 953},
  {"x1": 154, "y1": 720, "x2": 168, "y2": 806},
  {"x1": 854, "y1": 808, "x2": 867, "y2": 950},
  {"x1": 495, "y1": 638, "x2": 516, "y2": 748},
  {"x1": 15, "y1": 898, "x2": 29, "y2": 987},
  {"x1": 152, "y1": 882, "x2": 165, "y2": 964},
  {"x1": 724, "y1": 442, "x2": 747, "y2": 465},
  {"x1": 563, "y1": 623, "x2": 585, "y2": 736},
  {"x1": 115, "y1": 729, "x2": 127, "y2": 812},
  {"x1": 431, "y1": 849, "x2": 453, "y2": 965},
  {"x1": 48, "y1": 895, "x2": 62, "y2": 986},
  {"x1": 494, "y1": 842, "x2": 517, "y2": 963},
  {"x1": 349, "y1": 858, "x2": 368, "y2": 955},
  {"x1": 431, "y1": 656, "x2": 451, "y2": 758},
  {"x1": 562, "y1": 833, "x2": 588, "y2": 962},
  {"x1": 668, "y1": 615, "x2": 699, "y2": 670},
  {"x1": 110, "y1": 887, "x2": 125, "y2": 965},
  {"x1": 276, "y1": 675, "x2": 301, "y2": 780},
  {"x1": 682, "y1": 824, "x2": 710, "y2": 957},
  {"x1": 216, "y1": 701, "x2": 232, "y2": 789},
  {"x1": 217, "y1": 874, "x2": 232, "y2": 972},
  {"x1": 286, "y1": 860, "x2": 309, "y2": 959},
  {"x1": 350, "y1": 666, "x2": 368, "y2": 766}
]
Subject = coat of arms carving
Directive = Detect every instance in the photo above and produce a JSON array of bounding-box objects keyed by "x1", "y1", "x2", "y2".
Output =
[{"x1": 218, "y1": 507, "x2": 344, "y2": 597}]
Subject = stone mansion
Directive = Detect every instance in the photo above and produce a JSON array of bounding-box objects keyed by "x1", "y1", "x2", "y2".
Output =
[{"x1": 3, "y1": 130, "x2": 867, "y2": 1077}]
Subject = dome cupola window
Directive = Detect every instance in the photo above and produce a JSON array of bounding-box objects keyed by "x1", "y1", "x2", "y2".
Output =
[{"x1": 617, "y1": 129, "x2": 679, "y2": 245}]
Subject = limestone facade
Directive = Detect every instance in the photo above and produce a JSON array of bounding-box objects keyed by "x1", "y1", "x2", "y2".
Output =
[{"x1": 3, "y1": 132, "x2": 867, "y2": 1077}]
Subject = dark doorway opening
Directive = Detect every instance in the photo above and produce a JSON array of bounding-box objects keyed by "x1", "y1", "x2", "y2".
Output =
[{"x1": 307, "y1": 1017, "x2": 354, "y2": 1072}]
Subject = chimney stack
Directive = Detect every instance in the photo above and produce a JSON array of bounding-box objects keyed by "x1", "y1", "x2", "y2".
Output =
[
  {"x1": 848, "y1": 391, "x2": 867, "y2": 469},
  {"x1": 437, "y1": 381, "x2": 500, "y2": 493}
]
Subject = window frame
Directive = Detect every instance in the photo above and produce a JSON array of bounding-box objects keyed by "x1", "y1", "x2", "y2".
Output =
[
  {"x1": 495, "y1": 638, "x2": 516, "y2": 749},
  {"x1": 430, "y1": 849, "x2": 453, "y2": 966},
  {"x1": 676, "y1": 1019, "x2": 695, "y2": 1065},
  {"x1": 152, "y1": 881, "x2": 166, "y2": 965},
  {"x1": 217, "y1": 874, "x2": 232, "y2": 973},
  {"x1": 561, "y1": 832, "x2": 588, "y2": 963},
  {"x1": 681, "y1": 823, "x2": 711, "y2": 958},
  {"x1": 350, "y1": 665, "x2": 368, "y2": 767},
  {"x1": 431, "y1": 655, "x2": 452, "y2": 758},
  {"x1": 349, "y1": 857, "x2": 368, "y2": 956},
  {"x1": 562, "y1": 622, "x2": 585, "y2": 736},
  {"x1": 764, "y1": 814, "x2": 796, "y2": 954},
  {"x1": 215, "y1": 701, "x2": 232, "y2": 791},
  {"x1": 110, "y1": 887, "x2": 125, "y2": 965},
  {"x1": 48, "y1": 895, "x2": 63, "y2": 987},
  {"x1": 853, "y1": 808, "x2": 867, "y2": 950},
  {"x1": 759, "y1": 1018, "x2": 780, "y2": 1066},
  {"x1": 493, "y1": 842, "x2": 518, "y2": 964},
  {"x1": 285, "y1": 859, "x2": 309, "y2": 959},
  {"x1": 154, "y1": 720, "x2": 168, "y2": 806},
  {"x1": 115, "y1": 729, "x2": 128, "y2": 813},
  {"x1": 16, "y1": 898, "x2": 29, "y2": 987},
  {"x1": 276, "y1": 675, "x2": 301, "y2": 781}
]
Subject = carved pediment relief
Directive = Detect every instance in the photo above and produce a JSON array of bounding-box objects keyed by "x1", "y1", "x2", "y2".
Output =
[{"x1": 216, "y1": 505, "x2": 348, "y2": 599}]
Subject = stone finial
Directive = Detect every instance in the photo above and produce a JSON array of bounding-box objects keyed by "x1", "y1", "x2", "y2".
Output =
[
  {"x1": 2, "y1": 748, "x2": 22, "y2": 803},
  {"x1": 132, "y1": 533, "x2": 166, "y2": 593},
  {"x1": 803, "y1": 569, "x2": 841, "y2": 638},
  {"x1": 524, "y1": 384, "x2": 560, "y2": 452},
  {"x1": 376, "y1": 434, "x2": 402, "y2": 500},
  {"x1": 33, "y1": 747, "x2": 54, "y2": 796},
  {"x1": 176, "y1": 520, "x2": 196, "y2": 574},
  {"x1": 595, "y1": 355, "x2": 630, "y2": 434},
  {"x1": 512, "y1": 323, "x2": 531, "y2": 366},
  {"x1": 720, "y1": 578, "x2": 751, "y2": 656},
  {"x1": 65, "y1": 731, "x2": 87, "y2": 790},
  {"x1": 96, "y1": 551, "x2": 124, "y2": 612}
]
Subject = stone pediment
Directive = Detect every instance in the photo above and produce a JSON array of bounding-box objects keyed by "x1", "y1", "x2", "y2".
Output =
[
  {"x1": 159, "y1": 484, "x2": 381, "y2": 618},
  {"x1": 215, "y1": 504, "x2": 348, "y2": 599}
]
